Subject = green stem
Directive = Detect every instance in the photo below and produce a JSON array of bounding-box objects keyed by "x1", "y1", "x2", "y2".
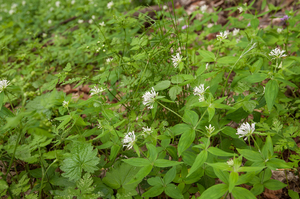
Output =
[
  {"x1": 157, "y1": 101, "x2": 183, "y2": 119},
  {"x1": 195, "y1": 108, "x2": 208, "y2": 129}
]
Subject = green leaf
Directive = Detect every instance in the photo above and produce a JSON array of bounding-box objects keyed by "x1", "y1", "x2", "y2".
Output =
[
  {"x1": 153, "y1": 80, "x2": 171, "y2": 91},
  {"x1": 275, "y1": 77, "x2": 298, "y2": 88},
  {"x1": 199, "y1": 184, "x2": 228, "y2": 199},
  {"x1": 288, "y1": 190, "x2": 300, "y2": 199},
  {"x1": 148, "y1": 176, "x2": 163, "y2": 186},
  {"x1": 265, "y1": 80, "x2": 279, "y2": 111},
  {"x1": 198, "y1": 50, "x2": 216, "y2": 62},
  {"x1": 251, "y1": 18, "x2": 260, "y2": 29},
  {"x1": 169, "y1": 123, "x2": 192, "y2": 136},
  {"x1": 0, "y1": 92, "x2": 4, "y2": 110},
  {"x1": 147, "y1": 143, "x2": 158, "y2": 163},
  {"x1": 169, "y1": 86, "x2": 182, "y2": 101},
  {"x1": 222, "y1": 126, "x2": 239, "y2": 138},
  {"x1": 128, "y1": 164, "x2": 153, "y2": 184},
  {"x1": 229, "y1": 172, "x2": 239, "y2": 193},
  {"x1": 214, "y1": 168, "x2": 229, "y2": 184},
  {"x1": 262, "y1": 135, "x2": 273, "y2": 160},
  {"x1": 207, "y1": 106, "x2": 215, "y2": 122},
  {"x1": 0, "y1": 179, "x2": 8, "y2": 193},
  {"x1": 183, "y1": 110, "x2": 199, "y2": 127},
  {"x1": 103, "y1": 163, "x2": 140, "y2": 191},
  {"x1": 243, "y1": 73, "x2": 268, "y2": 83},
  {"x1": 264, "y1": 179, "x2": 287, "y2": 190},
  {"x1": 60, "y1": 142, "x2": 100, "y2": 181},
  {"x1": 122, "y1": 158, "x2": 151, "y2": 167},
  {"x1": 142, "y1": 185, "x2": 164, "y2": 197},
  {"x1": 165, "y1": 184, "x2": 184, "y2": 199},
  {"x1": 154, "y1": 159, "x2": 182, "y2": 167},
  {"x1": 178, "y1": 129, "x2": 195, "y2": 156},
  {"x1": 236, "y1": 172, "x2": 256, "y2": 185},
  {"x1": 242, "y1": 100, "x2": 257, "y2": 113},
  {"x1": 76, "y1": 173, "x2": 94, "y2": 195},
  {"x1": 251, "y1": 183, "x2": 264, "y2": 196},
  {"x1": 163, "y1": 166, "x2": 177, "y2": 184},
  {"x1": 208, "y1": 147, "x2": 236, "y2": 157},
  {"x1": 237, "y1": 149, "x2": 264, "y2": 162},
  {"x1": 171, "y1": 75, "x2": 184, "y2": 84},
  {"x1": 232, "y1": 187, "x2": 256, "y2": 199},
  {"x1": 187, "y1": 150, "x2": 207, "y2": 177},
  {"x1": 217, "y1": 56, "x2": 239, "y2": 64}
]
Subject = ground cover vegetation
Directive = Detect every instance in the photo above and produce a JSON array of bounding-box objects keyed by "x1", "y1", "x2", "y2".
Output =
[{"x1": 0, "y1": 0, "x2": 300, "y2": 198}]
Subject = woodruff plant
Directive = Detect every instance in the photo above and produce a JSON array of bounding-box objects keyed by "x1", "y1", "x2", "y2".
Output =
[{"x1": 0, "y1": 0, "x2": 300, "y2": 198}]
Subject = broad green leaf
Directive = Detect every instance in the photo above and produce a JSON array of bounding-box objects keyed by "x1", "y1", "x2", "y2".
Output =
[
  {"x1": 232, "y1": 187, "x2": 256, "y2": 199},
  {"x1": 154, "y1": 159, "x2": 182, "y2": 167},
  {"x1": 266, "y1": 158, "x2": 291, "y2": 170},
  {"x1": 198, "y1": 50, "x2": 216, "y2": 62},
  {"x1": 178, "y1": 129, "x2": 195, "y2": 156},
  {"x1": 263, "y1": 179, "x2": 287, "y2": 190},
  {"x1": 262, "y1": 135, "x2": 273, "y2": 160},
  {"x1": 60, "y1": 142, "x2": 100, "y2": 181},
  {"x1": 217, "y1": 56, "x2": 239, "y2": 64},
  {"x1": 229, "y1": 172, "x2": 239, "y2": 193},
  {"x1": 109, "y1": 144, "x2": 121, "y2": 161},
  {"x1": 148, "y1": 176, "x2": 163, "y2": 186},
  {"x1": 237, "y1": 166, "x2": 265, "y2": 173},
  {"x1": 251, "y1": 18, "x2": 260, "y2": 29},
  {"x1": 0, "y1": 92, "x2": 4, "y2": 110},
  {"x1": 153, "y1": 80, "x2": 171, "y2": 91},
  {"x1": 187, "y1": 150, "x2": 207, "y2": 177},
  {"x1": 207, "y1": 162, "x2": 231, "y2": 171},
  {"x1": 242, "y1": 100, "x2": 257, "y2": 113},
  {"x1": 288, "y1": 190, "x2": 300, "y2": 199},
  {"x1": 171, "y1": 75, "x2": 184, "y2": 84},
  {"x1": 251, "y1": 183, "x2": 264, "y2": 196},
  {"x1": 275, "y1": 77, "x2": 298, "y2": 88},
  {"x1": 183, "y1": 109, "x2": 198, "y2": 127},
  {"x1": 128, "y1": 164, "x2": 153, "y2": 184},
  {"x1": 208, "y1": 147, "x2": 236, "y2": 157},
  {"x1": 207, "y1": 106, "x2": 215, "y2": 122},
  {"x1": 147, "y1": 143, "x2": 158, "y2": 163},
  {"x1": 169, "y1": 85, "x2": 182, "y2": 101},
  {"x1": 169, "y1": 123, "x2": 192, "y2": 136},
  {"x1": 199, "y1": 184, "x2": 228, "y2": 199},
  {"x1": 142, "y1": 185, "x2": 164, "y2": 197},
  {"x1": 265, "y1": 80, "x2": 279, "y2": 111},
  {"x1": 243, "y1": 73, "x2": 268, "y2": 83},
  {"x1": 163, "y1": 166, "x2": 176, "y2": 184},
  {"x1": 237, "y1": 149, "x2": 264, "y2": 162},
  {"x1": 222, "y1": 126, "x2": 239, "y2": 138},
  {"x1": 213, "y1": 168, "x2": 229, "y2": 184},
  {"x1": 0, "y1": 179, "x2": 8, "y2": 192},
  {"x1": 165, "y1": 184, "x2": 184, "y2": 199},
  {"x1": 122, "y1": 158, "x2": 151, "y2": 167}
]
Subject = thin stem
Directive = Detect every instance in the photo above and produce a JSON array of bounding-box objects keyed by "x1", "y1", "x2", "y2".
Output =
[
  {"x1": 157, "y1": 101, "x2": 183, "y2": 119},
  {"x1": 195, "y1": 108, "x2": 208, "y2": 129}
]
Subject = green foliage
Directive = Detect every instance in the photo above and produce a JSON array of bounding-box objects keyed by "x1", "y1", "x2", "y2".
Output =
[{"x1": 1, "y1": 0, "x2": 300, "y2": 198}]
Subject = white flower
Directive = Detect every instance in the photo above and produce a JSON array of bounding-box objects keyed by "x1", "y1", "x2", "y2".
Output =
[
  {"x1": 216, "y1": 31, "x2": 229, "y2": 41},
  {"x1": 9, "y1": 10, "x2": 15, "y2": 15},
  {"x1": 62, "y1": 100, "x2": 69, "y2": 108},
  {"x1": 78, "y1": 19, "x2": 84, "y2": 24},
  {"x1": 200, "y1": 5, "x2": 208, "y2": 13},
  {"x1": 90, "y1": 86, "x2": 105, "y2": 96},
  {"x1": 163, "y1": 5, "x2": 168, "y2": 10},
  {"x1": 71, "y1": 0, "x2": 75, "y2": 4},
  {"x1": 106, "y1": 58, "x2": 113, "y2": 63},
  {"x1": 205, "y1": 124, "x2": 215, "y2": 134},
  {"x1": 122, "y1": 131, "x2": 136, "y2": 149},
  {"x1": 236, "y1": 122, "x2": 255, "y2": 140},
  {"x1": 177, "y1": 17, "x2": 184, "y2": 23},
  {"x1": 237, "y1": 7, "x2": 243, "y2": 13},
  {"x1": 233, "y1": 28, "x2": 240, "y2": 36},
  {"x1": 171, "y1": 53, "x2": 182, "y2": 68},
  {"x1": 50, "y1": 7, "x2": 54, "y2": 12},
  {"x1": 22, "y1": 1, "x2": 26, "y2": 6},
  {"x1": 88, "y1": 19, "x2": 93, "y2": 24},
  {"x1": 193, "y1": 84, "x2": 209, "y2": 102},
  {"x1": 107, "y1": 1, "x2": 114, "y2": 9},
  {"x1": 55, "y1": 1, "x2": 60, "y2": 7},
  {"x1": 42, "y1": 33, "x2": 47, "y2": 38},
  {"x1": 11, "y1": 3, "x2": 18, "y2": 9},
  {"x1": 99, "y1": 21, "x2": 105, "y2": 26},
  {"x1": 277, "y1": 28, "x2": 283, "y2": 33},
  {"x1": 227, "y1": 159, "x2": 234, "y2": 166},
  {"x1": 96, "y1": 120, "x2": 102, "y2": 129},
  {"x1": 48, "y1": 19, "x2": 52, "y2": 24},
  {"x1": 206, "y1": 63, "x2": 209, "y2": 70},
  {"x1": 0, "y1": 79, "x2": 10, "y2": 93},
  {"x1": 269, "y1": 48, "x2": 287, "y2": 59},
  {"x1": 92, "y1": 15, "x2": 95, "y2": 19},
  {"x1": 142, "y1": 87, "x2": 158, "y2": 109},
  {"x1": 142, "y1": 126, "x2": 152, "y2": 136}
]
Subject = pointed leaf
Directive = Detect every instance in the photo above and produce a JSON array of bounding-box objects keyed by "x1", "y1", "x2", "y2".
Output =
[
  {"x1": 165, "y1": 184, "x2": 184, "y2": 199},
  {"x1": 154, "y1": 159, "x2": 182, "y2": 167},
  {"x1": 229, "y1": 172, "x2": 239, "y2": 193},
  {"x1": 199, "y1": 184, "x2": 228, "y2": 199},
  {"x1": 178, "y1": 129, "x2": 195, "y2": 156},
  {"x1": 183, "y1": 109, "x2": 199, "y2": 126},
  {"x1": 163, "y1": 166, "x2": 177, "y2": 184},
  {"x1": 265, "y1": 80, "x2": 279, "y2": 111},
  {"x1": 232, "y1": 187, "x2": 256, "y2": 199},
  {"x1": 187, "y1": 150, "x2": 207, "y2": 177},
  {"x1": 122, "y1": 158, "x2": 151, "y2": 167}
]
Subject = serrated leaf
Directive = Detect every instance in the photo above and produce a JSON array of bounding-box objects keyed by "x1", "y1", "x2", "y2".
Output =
[
  {"x1": 77, "y1": 173, "x2": 94, "y2": 195},
  {"x1": 60, "y1": 142, "x2": 100, "y2": 181}
]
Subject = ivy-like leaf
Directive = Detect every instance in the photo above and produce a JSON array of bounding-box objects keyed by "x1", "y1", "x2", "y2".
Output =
[{"x1": 60, "y1": 142, "x2": 100, "y2": 181}]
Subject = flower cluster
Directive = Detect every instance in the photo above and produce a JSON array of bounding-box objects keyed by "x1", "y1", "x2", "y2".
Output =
[
  {"x1": 216, "y1": 31, "x2": 229, "y2": 41},
  {"x1": 171, "y1": 53, "x2": 182, "y2": 68},
  {"x1": 205, "y1": 124, "x2": 215, "y2": 134},
  {"x1": 122, "y1": 131, "x2": 136, "y2": 149},
  {"x1": 269, "y1": 48, "x2": 287, "y2": 59},
  {"x1": 193, "y1": 84, "x2": 209, "y2": 102},
  {"x1": 233, "y1": 28, "x2": 240, "y2": 36},
  {"x1": 237, "y1": 7, "x2": 243, "y2": 13},
  {"x1": 142, "y1": 87, "x2": 158, "y2": 109},
  {"x1": 142, "y1": 126, "x2": 152, "y2": 136},
  {"x1": 277, "y1": 28, "x2": 283, "y2": 33},
  {"x1": 90, "y1": 86, "x2": 105, "y2": 96},
  {"x1": 107, "y1": 1, "x2": 114, "y2": 9},
  {"x1": 0, "y1": 79, "x2": 10, "y2": 93},
  {"x1": 236, "y1": 122, "x2": 255, "y2": 140},
  {"x1": 200, "y1": 5, "x2": 208, "y2": 13},
  {"x1": 62, "y1": 100, "x2": 69, "y2": 108},
  {"x1": 281, "y1": 15, "x2": 289, "y2": 22},
  {"x1": 106, "y1": 58, "x2": 113, "y2": 63}
]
